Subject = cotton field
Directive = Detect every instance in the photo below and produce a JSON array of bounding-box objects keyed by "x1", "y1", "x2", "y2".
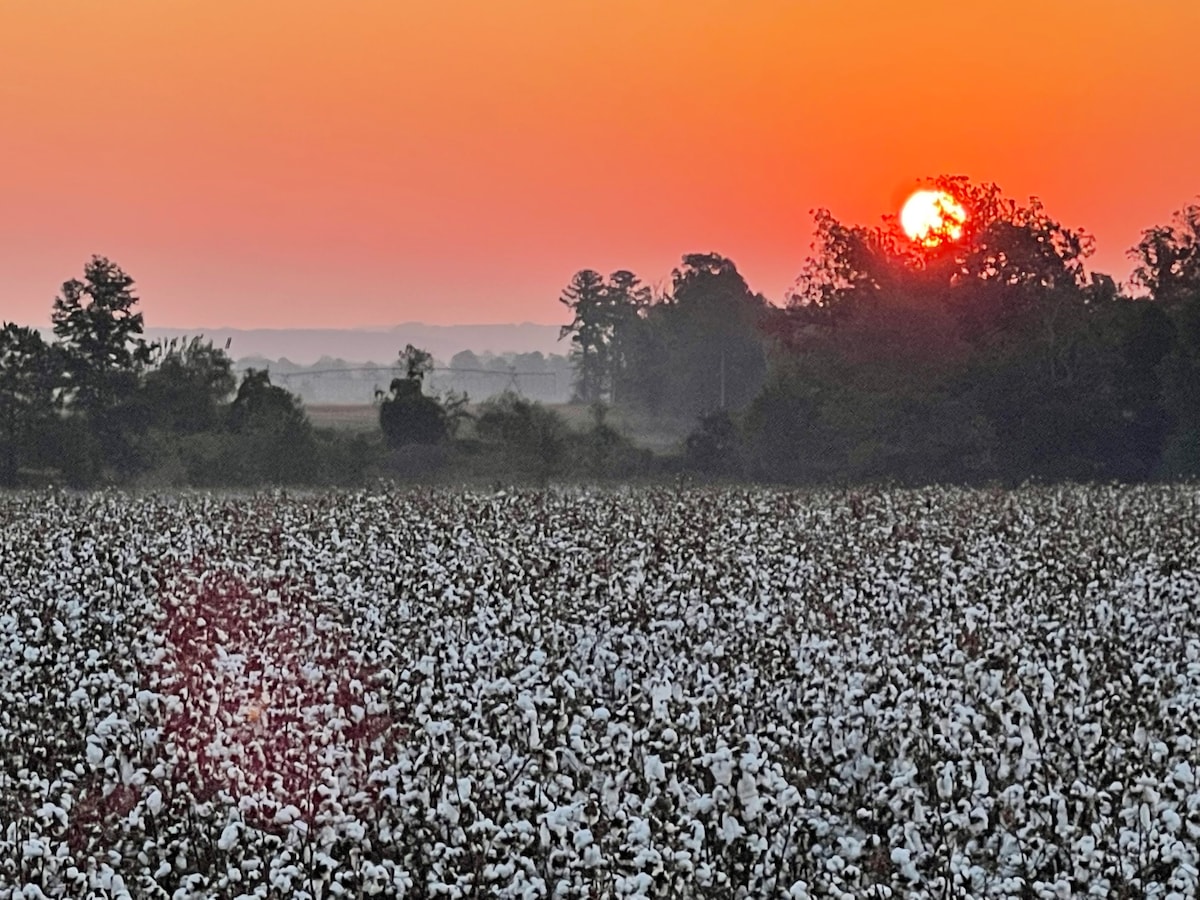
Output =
[{"x1": 1, "y1": 486, "x2": 1199, "y2": 899}]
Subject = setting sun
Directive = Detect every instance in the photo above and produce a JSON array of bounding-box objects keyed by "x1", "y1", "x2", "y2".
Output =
[{"x1": 901, "y1": 189, "x2": 968, "y2": 246}]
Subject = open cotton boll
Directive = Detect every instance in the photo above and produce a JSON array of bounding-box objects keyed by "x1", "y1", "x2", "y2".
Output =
[
  {"x1": 217, "y1": 823, "x2": 239, "y2": 851},
  {"x1": 643, "y1": 754, "x2": 666, "y2": 783},
  {"x1": 891, "y1": 847, "x2": 919, "y2": 882}
]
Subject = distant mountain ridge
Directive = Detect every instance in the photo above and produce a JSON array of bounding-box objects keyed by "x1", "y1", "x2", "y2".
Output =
[{"x1": 138, "y1": 323, "x2": 566, "y2": 365}]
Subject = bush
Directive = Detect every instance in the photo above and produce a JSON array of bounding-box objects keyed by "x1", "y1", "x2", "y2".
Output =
[
  {"x1": 684, "y1": 409, "x2": 741, "y2": 476},
  {"x1": 474, "y1": 392, "x2": 567, "y2": 482},
  {"x1": 378, "y1": 380, "x2": 450, "y2": 448}
]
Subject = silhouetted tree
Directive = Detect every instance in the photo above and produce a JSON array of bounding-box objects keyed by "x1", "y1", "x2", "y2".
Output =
[
  {"x1": 763, "y1": 178, "x2": 1166, "y2": 482},
  {"x1": 1131, "y1": 201, "x2": 1200, "y2": 474},
  {"x1": 1130, "y1": 200, "x2": 1200, "y2": 305},
  {"x1": 605, "y1": 270, "x2": 651, "y2": 404},
  {"x1": 559, "y1": 269, "x2": 610, "y2": 403},
  {"x1": 142, "y1": 336, "x2": 236, "y2": 433},
  {"x1": 399, "y1": 343, "x2": 434, "y2": 382},
  {"x1": 52, "y1": 257, "x2": 151, "y2": 418},
  {"x1": 1157, "y1": 296, "x2": 1200, "y2": 474},
  {"x1": 377, "y1": 346, "x2": 452, "y2": 448},
  {"x1": 227, "y1": 368, "x2": 318, "y2": 483},
  {"x1": 0, "y1": 324, "x2": 62, "y2": 485},
  {"x1": 51, "y1": 256, "x2": 153, "y2": 475},
  {"x1": 229, "y1": 369, "x2": 306, "y2": 433},
  {"x1": 621, "y1": 254, "x2": 768, "y2": 420},
  {"x1": 378, "y1": 380, "x2": 449, "y2": 448}
]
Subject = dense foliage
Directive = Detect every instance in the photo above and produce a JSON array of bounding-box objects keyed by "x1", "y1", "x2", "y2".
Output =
[
  {"x1": 558, "y1": 183, "x2": 1200, "y2": 483},
  {"x1": 1, "y1": 485, "x2": 1198, "y2": 898},
  {"x1": 0, "y1": 258, "x2": 374, "y2": 488},
  {"x1": 5, "y1": 185, "x2": 1200, "y2": 487}
]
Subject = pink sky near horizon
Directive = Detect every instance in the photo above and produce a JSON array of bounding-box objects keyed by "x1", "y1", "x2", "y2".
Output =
[{"x1": 3, "y1": 1, "x2": 1198, "y2": 329}]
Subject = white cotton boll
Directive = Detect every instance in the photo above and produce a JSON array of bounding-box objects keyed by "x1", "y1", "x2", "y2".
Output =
[
  {"x1": 720, "y1": 813, "x2": 745, "y2": 844},
  {"x1": 837, "y1": 836, "x2": 863, "y2": 861},
  {"x1": 275, "y1": 804, "x2": 303, "y2": 825},
  {"x1": 601, "y1": 776, "x2": 621, "y2": 815},
  {"x1": 1162, "y1": 809, "x2": 1182, "y2": 833},
  {"x1": 710, "y1": 753, "x2": 734, "y2": 787},
  {"x1": 1041, "y1": 671, "x2": 1055, "y2": 699},
  {"x1": 437, "y1": 797, "x2": 461, "y2": 827},
  {"x1": 891, "y1": 847, "x2": 919, "y2": 882},
  {"x1": 36, "y1": 803, "x2": 66, "y2": 829},
  {"x1": 650, "y1": 682, "x2": 671, "y2": 718},
  {"x1": 937, "y1": 762, "x2": 955, "y2": 799},
  {"x1": 736, "y1": 771, "x2": 760, "y2": 821},
  {"x1": 1076, "y1": 835, "x2": 1096, "y2": 860},
  {"x1": 573, "y1": 829, "x2": 593, "y2": 850},
  {"x1": 217, "y1": 823, "x2": 239, "y2": 851},
  {"x1": 628, "y1": 818, "x2": 651, "y2": 845},
  {"x1": 1055, "y1": 796, "x2": 1070, "y2": 835},
  {"x1": 483, "y1": 861, "x2": 517, "y2": 881},
  {"x1": 86, "y1": 739, "x2": 103, "y2": 766},
  {"x1": 644, "y1": 754, "x2": 666, "y2": 783},
  {"x1": 788, "y1": 880, "x2": 811, "y2": 900},
  {"x1": 829, "y1": 731, "x2": 845, "y2": 758},
  {"x1": 852, "y1": 752, "x2": 874, "y2": 781}
]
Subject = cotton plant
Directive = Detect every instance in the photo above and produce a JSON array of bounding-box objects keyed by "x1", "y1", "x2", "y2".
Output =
[{"x1": 1, "y1": 485, "x2": 1199, "y2": 897}]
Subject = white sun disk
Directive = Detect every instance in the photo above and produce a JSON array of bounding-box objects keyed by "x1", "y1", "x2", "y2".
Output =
[{"x1": 901, "y1": 190, "x2": 966, "y2": 245}]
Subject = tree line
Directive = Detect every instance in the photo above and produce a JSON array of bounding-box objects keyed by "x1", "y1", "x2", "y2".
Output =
[
  {"x1": 4, "y1": 179, "x2": 1198, "y2": 487},
  {"x1": 0, "y1": 259, "x2": 646, "y2": 488},
  {"x1": 0, "y1": 258, "x2": 374, "y2": 487},
  {"x1": 557, "y1": 177, "x2": 1200, "y2": 483}
]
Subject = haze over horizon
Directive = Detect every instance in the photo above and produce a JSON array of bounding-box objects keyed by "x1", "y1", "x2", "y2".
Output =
[{"x1": 4, "y1": 0, "x2": 1199, "y2": 330}]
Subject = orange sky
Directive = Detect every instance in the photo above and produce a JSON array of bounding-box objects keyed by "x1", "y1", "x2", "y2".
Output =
[{"x1": 3, "y1": 0, "x2": 1198, "y2": 329}]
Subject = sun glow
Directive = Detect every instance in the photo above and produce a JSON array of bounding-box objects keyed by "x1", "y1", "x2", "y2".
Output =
[{"x1": 901, "y1": 189, "x2": 967, "y2": 246}]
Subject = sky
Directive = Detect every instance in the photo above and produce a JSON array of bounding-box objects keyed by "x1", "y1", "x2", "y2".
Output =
[{"x1": 3, "y1": 0, "x2": 1199, "y2": 329}]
